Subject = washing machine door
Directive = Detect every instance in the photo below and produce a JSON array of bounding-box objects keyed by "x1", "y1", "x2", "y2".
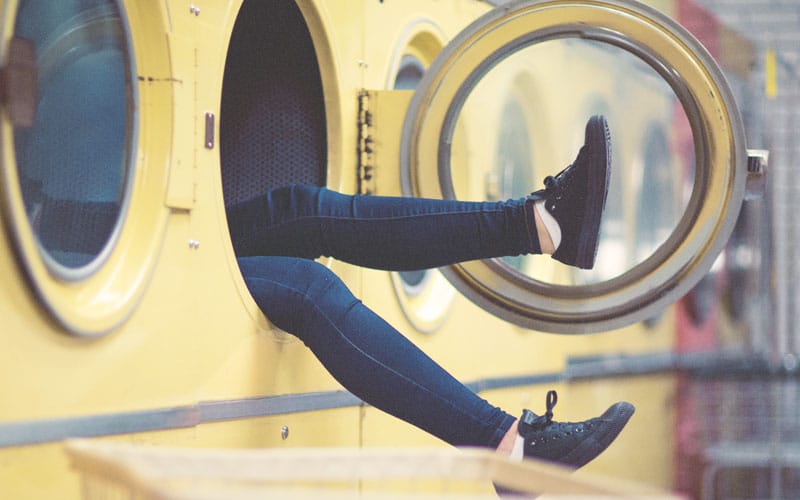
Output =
[{"x1": 400, "y1": 0, "x2": 750, "y2": 333}]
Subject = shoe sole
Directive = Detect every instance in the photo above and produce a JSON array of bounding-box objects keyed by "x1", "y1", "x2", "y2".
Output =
[
  {"x1": 573, "y1": 115, "x2": 611, "y2": 269},
  {"x1": 559, "y1": 401, "x2": 635, "y2": 469}
]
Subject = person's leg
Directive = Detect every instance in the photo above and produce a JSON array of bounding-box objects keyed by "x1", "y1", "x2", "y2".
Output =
[
  {"x1": 227, "y1": 116, "x2": 611, "y2": 271},
  {"x1": 239, "y1": 256, "x2": 633, "y2": 467},
  {"x1": 228, "y1": 185, "x2": 540, "y2": 271},
  {"x1": 238, "y1": 256, "x2": 516, "y2": 448}
]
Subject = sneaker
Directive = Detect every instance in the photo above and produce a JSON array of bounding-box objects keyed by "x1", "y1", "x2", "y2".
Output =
[
  {"x1": 527, "y1": 115, "x2": 612, "y2": 269},
  {"x1": 518, "y1": 390, "x2": 634, "y2": 469}
]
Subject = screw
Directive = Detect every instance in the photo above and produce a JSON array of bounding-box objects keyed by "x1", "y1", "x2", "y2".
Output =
[
  {"x1": 281, "y1": 426, "x2": 289, "y2": 440},
  {"x1": 188, "y1": 240, "x2": 200, "y2": 249},
  {"x1": 189, "y1": 4, "x2": 201, "y2": 16}
]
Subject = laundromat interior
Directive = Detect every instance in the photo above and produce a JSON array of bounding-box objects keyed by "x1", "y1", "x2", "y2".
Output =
[{"x1": 1, "y1": 0, "x2": 799, "y2": 498}]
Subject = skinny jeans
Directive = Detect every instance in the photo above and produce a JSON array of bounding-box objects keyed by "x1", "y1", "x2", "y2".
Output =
[{"x1": 228, "y1": 184, "x2": 541, "y2": 448}]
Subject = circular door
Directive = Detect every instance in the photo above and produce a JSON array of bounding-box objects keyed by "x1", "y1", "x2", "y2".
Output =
[
  {"x1": 1, "y1": 0, "x2": 171, "y2": 335},
  {"x1": 400, "y1": 0, "x2": 747, "y2": 333}
]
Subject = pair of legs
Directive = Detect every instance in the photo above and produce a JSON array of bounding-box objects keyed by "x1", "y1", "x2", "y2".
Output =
[
  {"x1": 228, "y1": 116, "x2": 633, "y2": 470},
  {"x1": 231, "y1": 184, "x2": 538, "y2": 448}
]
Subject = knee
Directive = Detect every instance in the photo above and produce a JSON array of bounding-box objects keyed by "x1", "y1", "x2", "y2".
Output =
[
  {"x1": 239, "y1": 257, "x2": 358, "y2": 337},
  {"x1": 293, "y1": 259, "x2": 355, "y2": 308},
  {"x1": 270, "y1": 184, "x2": 322, "y2": 213}
]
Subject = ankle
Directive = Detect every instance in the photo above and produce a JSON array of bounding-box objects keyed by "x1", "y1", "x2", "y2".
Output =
[
  {"x1": 532, "y1": 202, "x2": 556, "y2": 254},
  {"x1": 496, "y1": 420, "x2": 519, "y2": 456}
]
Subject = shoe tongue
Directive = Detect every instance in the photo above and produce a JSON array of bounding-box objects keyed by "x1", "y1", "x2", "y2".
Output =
[
  {"x1": 520, "y1": 409, "x2": 537, "y2": 426},
  {"x1": 519, "y1": 409, "x2": 552, "y2": 432}
]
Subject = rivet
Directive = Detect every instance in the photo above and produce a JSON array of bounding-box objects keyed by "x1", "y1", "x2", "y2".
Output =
[
  {"x1": 189, "y1": 4, "x2": 201, "y2": 16},
  {"x1": 188, "y1": 240, "x2": 200, "y2": 249}
]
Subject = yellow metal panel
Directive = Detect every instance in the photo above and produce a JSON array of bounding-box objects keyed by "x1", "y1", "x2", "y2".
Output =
[
  {"x1": 360, "y1": 90, "x2": 413, "y2": 196},
  {"x1": 166, "y1": 33, "x2": 197, "y2": 209},
  {"x1": 0, "y1": 2, "x2": 739, "y2": 499},
  {"x1": 0, "y1": 0, "x2": 355, "y2": 428},
  {"x1": 164, "y1": 32, "x2": 196, "y2": 209}
]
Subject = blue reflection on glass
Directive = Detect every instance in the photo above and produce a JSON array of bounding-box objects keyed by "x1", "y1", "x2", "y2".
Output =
[{"x1": 13, "y1": 0, "x2": 132, "y2": 270}]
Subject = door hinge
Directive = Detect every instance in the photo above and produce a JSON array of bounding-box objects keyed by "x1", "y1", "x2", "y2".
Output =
[{"x1": 357, "y1": 90, "x2": 376, "y2": 195}]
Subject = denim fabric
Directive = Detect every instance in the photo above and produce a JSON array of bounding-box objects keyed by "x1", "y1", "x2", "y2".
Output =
[
  {"x1": 228, "y1": 184, "x2": 540, "y2": 270},
  {"x1": 238, "y1": 257, "x2": 516, "y2": 447},
  {"x1": 229, "y1": 185, "x2": 539, "y2": 447}
]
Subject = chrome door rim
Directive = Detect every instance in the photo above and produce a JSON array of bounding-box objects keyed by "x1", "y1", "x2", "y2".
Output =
[{"x1": 400, "y1": 0, "x2": 746, "y2": 333}]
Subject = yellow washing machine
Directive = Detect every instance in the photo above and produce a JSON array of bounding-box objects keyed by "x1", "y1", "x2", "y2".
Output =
[{"x1": 0, "y1": 0, "x2": 757, "y2": 498}]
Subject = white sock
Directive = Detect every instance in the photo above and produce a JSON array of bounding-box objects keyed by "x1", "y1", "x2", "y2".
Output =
[
  {"x1": 534, "y1": 200, "x2": 562, "y2": 250},
  {"x1": 510, "y1": 433, "x2": 525, "y2": 462}
]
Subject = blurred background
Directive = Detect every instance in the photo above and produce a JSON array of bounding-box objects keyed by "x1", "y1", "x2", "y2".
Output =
[{"x1": 669, "y1": 1, "x2": 800, "y2": 498}]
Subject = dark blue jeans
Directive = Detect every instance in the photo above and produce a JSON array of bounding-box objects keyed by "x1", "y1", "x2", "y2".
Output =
[{"x1": 229, "y1": 185, "x2": 540, "y2": 448}]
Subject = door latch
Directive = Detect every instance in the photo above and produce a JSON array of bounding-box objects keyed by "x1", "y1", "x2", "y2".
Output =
[
  {"x1": 0, "y1": 37, "x2": 37, "y2": 127},
  {"x1": 745, "y1": 149, "x2": 768, "y2": 201}
]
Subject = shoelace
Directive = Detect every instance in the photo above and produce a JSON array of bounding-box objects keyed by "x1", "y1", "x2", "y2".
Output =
[
  {"x1": 522, "y1": 390, "x2": 559, "y2": 430},
  {"x1": 529, "y1": 156, "x2": 580, "y2": 206}
]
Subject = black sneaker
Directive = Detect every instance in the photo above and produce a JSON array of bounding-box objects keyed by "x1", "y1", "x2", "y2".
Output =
[
  {"x1": 527, "y1": 115, "x2": 611, "y2": 269},
  {"x1": 519, "y1": 390, "x2": 634, "y2": 469}
]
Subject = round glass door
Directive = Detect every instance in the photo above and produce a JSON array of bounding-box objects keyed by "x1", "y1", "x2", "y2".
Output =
[
  {"x1": 400, "y1": 0, "x2": 747, "y2": 333},
  {"x1": 12, "y1": 0, "x2": 135, "y2": 275},
  {"x1": 1, "y1": 0, "x2": 171, "y2": 335}
]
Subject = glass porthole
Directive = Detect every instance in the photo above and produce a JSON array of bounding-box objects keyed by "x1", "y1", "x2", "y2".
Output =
[
  {"x1": 12, "y1": 0, "x2": 135, "y2": 276},
  {"x1": 400, "y1": 0, "x2": 747, "y2": 333},
  {"x1": 1, "y1": 0, "x2": 172, "y2": 335},
  {"x1": 393, "y1": 55, "x2": 425, "y2": 91},
  {"x1": 636, "y1": 123, "x2": 687, "y2": 263}
]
